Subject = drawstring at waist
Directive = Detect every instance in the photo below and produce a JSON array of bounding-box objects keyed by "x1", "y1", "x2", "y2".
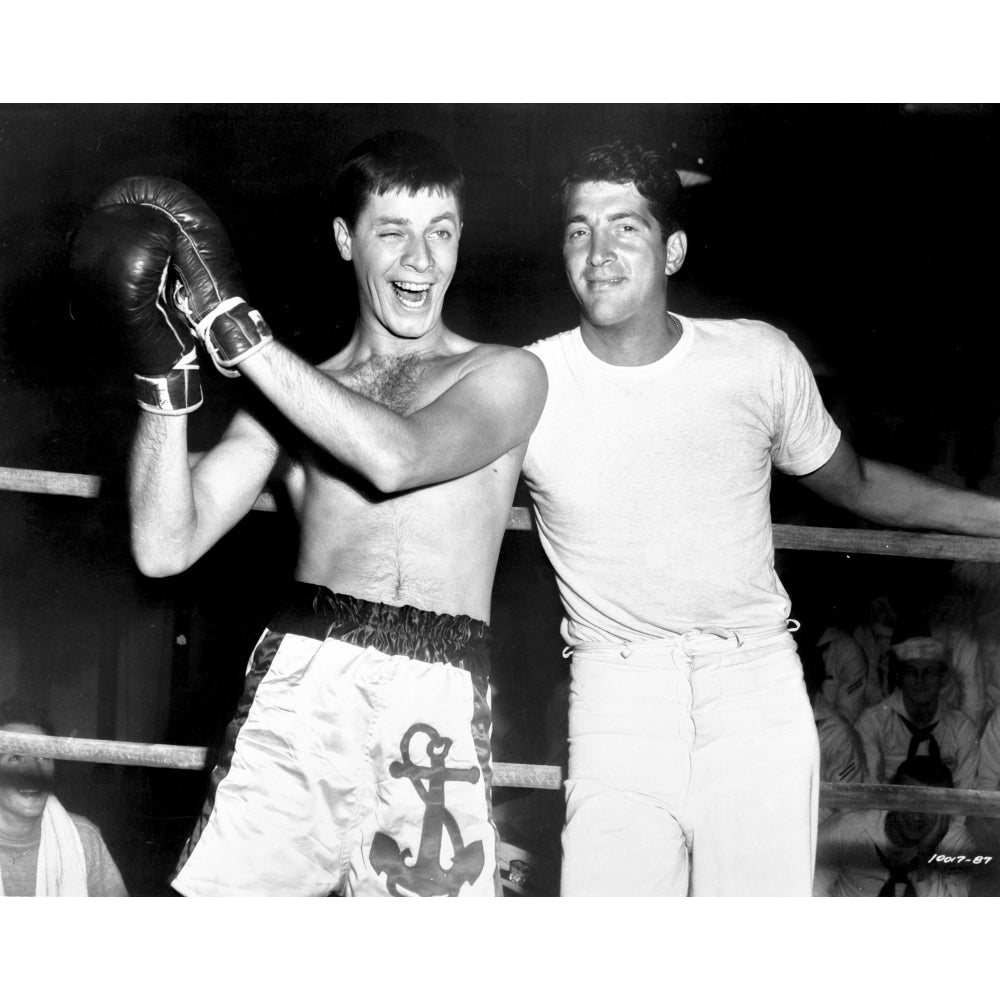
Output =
[{"x1": 564, "y1": 619, "x2": 800, "y2": 660}]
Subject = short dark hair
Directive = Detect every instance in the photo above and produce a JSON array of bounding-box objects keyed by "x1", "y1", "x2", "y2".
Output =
[
  {"x1": 0, "y1": 697, "x2": 55, "y2": 736},
  {"x1": 891, "y1": 755, "x2": 954, "y2": 788},
  {"x1": 557, "y1": 140, "x2": 684, "y2": 241},
  {"x1": 332, "y1": 130, "x2": 465, "y2": 228}
]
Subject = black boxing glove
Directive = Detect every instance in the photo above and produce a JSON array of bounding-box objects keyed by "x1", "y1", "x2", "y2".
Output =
[
  {"x1": 70, "y1": 203, "x2": 203, "y2": 414},
  {"x1": 92, "y1": 176, "x2": 273, "y2": 377}
]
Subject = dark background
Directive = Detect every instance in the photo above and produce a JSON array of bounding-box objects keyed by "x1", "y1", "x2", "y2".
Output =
[{"x1": 1, "y1": 103, "x2": 997, "y2": 894}]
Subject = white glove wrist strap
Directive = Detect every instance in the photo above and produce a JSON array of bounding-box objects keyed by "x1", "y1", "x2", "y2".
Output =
[{"x1": 195, "y1": 297, "x2": 246, "y2": 339}]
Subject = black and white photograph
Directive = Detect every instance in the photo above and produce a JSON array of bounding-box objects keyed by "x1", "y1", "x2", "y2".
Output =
[
  {"x1": 3, "y1": 101, "x2": 999, "y2": 902},
  {"x1": 1, "y1": 11, "x2": 997, "y2": 986}
]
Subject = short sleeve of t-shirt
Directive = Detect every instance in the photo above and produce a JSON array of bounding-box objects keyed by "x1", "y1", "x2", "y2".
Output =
[{"x1": 769, "y1": 333, "x2": 841, "y2": 476}]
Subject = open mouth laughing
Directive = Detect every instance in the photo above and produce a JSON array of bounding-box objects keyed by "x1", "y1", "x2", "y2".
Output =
[
  {"x1": 16, "y1": 787, "x2": 45, "y2": 799},
  {"x1": 391, "y1": 281, "x2": 432, "y2": 309}
]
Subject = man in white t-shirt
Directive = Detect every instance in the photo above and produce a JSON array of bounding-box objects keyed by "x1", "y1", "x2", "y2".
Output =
[{"x1": 521, "y1": 140, "x2": 1000, "y2": 895}]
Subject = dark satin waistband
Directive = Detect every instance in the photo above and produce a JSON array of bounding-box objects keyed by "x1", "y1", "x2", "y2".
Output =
[{"x1": 267, "y1": 583, "x2": 491, "y2": 674}]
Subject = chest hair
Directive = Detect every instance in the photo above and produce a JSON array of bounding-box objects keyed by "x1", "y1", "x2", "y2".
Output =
[{"x1": 337, "y1": 354, "x2": 426, "y2": 415}]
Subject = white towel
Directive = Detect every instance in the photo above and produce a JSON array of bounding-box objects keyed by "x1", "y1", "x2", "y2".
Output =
[{"x1": 0, "y1": 795, "x2": 89, "y2": 897}]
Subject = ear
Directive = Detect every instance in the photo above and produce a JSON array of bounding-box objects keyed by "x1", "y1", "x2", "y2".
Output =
[
  {"x1": 333, "y1": 217, "x2": 352, "y2": 261},
  {"x1": 664, "y1": 229, "x2": 687, "y2": 276}
]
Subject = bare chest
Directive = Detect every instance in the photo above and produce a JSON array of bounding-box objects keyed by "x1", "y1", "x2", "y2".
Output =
[{"x1": 333, "y1": 353, "x2": 433, "y2": 414}]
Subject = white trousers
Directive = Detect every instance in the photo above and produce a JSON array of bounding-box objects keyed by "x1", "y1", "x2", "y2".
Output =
[{"x1": 561, "y1": 627, "x2": 819, "y2": 896}]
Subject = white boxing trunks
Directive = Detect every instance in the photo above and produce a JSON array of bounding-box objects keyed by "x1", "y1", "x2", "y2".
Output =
[{"x1": 172, "y1": 585, "x2": 500, "y2": 897}]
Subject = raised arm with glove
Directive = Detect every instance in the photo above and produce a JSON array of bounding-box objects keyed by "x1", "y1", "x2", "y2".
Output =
[{"x1": 73, "y1": 175, "x2": 274, "y2": 385}]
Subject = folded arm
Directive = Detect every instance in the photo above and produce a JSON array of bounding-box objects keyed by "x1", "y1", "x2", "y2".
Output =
[
  {"x1": 797, "y1": 438, "x2": 1000, "y2": 537},
  {"x1": 238, "y1": 342, "x2": 548, "y2": 494}
]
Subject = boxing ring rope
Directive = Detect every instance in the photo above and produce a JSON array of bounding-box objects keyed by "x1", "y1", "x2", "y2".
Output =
[
  {"x1": 5, "y1": 464, "x2": 1000, "y2": 815},
  {"x1": 1, "y1": 730, "x2": 999, "y2": 816},
  {"x1": 0, "y1": 731, "x2": 562, "y2": 790},
  {"x1": 6, "y1": 465, "x2": 1000, "y2": 559}
]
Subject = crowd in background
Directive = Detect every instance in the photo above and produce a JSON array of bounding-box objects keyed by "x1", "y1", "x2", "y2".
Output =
[
  {"x1": 6, "y1": 557, "x2": 1000, "y2": 896},
  {"x1": 803, "y1": 562, "x2": 1000, "y2": 895}
]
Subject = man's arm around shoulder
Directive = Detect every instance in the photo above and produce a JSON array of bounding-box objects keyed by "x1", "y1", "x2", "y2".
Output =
[{"x1": 797, "y1": 438, "x2": 1000, "y2": 537}]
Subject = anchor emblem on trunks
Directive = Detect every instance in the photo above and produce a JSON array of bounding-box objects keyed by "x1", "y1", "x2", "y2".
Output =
[{"x1": 369, "y1": 722, "x2": 485, "y2": 896}]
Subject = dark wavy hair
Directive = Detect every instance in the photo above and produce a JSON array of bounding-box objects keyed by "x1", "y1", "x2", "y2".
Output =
[
  {"x1": 557, "y1": 140, "x2": 684, "y2": 241},
  {"x1": 332, "y1": 130, "x2": 465, "y2": 228},
  {"x1": 0, "y1": 697, "x2": 55, "y2": 736}
]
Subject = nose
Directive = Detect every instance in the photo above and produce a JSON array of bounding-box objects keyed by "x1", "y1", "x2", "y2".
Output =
[
  {"x1": 18, "y1": 756, "x2": 46, "y2": 776},
  {"x1": 402, "y1": 235, "x2": 434, "y2": 272},
  {"x1": 587, "y1": 230, "x2": 616, "y2": 268},
  {"x1": 1, "y1": 757, "x2": 45, "y2": 784}
]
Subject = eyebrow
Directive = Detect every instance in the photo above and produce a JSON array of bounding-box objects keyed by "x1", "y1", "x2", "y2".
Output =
[
  {"x1": 371, "y1": 213, "x2": 459, "y2": 227},
  {"x1": 564, "y1": 210, "x2": 650, "y2": 227}
]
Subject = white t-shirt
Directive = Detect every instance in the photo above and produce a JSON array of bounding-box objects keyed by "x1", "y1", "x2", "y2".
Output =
[{"x1": 522, "y1": 315, "x2": 841, "y2": 644}]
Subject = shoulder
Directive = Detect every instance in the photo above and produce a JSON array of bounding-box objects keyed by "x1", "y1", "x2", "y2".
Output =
[
  {"x1": 943, "y1": 707, "x2": 978, "y2": 735},
  {"x1": 818, "y1": 709, "x2": 856, "y2": 737},
  {"x1": 688, "y1": 315, "x2": 790, "y2": 348},
  {"x1": 690, "y1": 316, "x2": 812, "y2": 371},
  {"x1": 857, "y1": 700, "x2": 894, "y2": 728},
  {"x1": 823, "y1": 627, "x2": 863, "y2": 650},
  {"x1": 67, "y1": 812, "x2": 110, "y2": 853},
  {"x1": 462, "y1": 340, "x2": 543, "y2": 366},
  {"x1": 525, "y1": 328, "x2": 577, "y2": 353},
  {"x1": 523, "y1": 329, "x2": 578, "y2": 366},
  {"x1": 68, "y1": 811, "x2": 101, "y2": 836},
  {"x1": 68, "y1": 811, "x2": 128, "y2": 896},
  {"x1": 456, "y1": 341, "x2": 547, "y2": 390}
]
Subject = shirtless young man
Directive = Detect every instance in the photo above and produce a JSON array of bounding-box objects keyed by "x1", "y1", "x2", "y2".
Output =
[{"x1": 70, "y1": 130, "x2": 546, "y2": 896}]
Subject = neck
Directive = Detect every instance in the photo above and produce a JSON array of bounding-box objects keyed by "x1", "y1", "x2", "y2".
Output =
[
  {"x1": 580, "y1": 310, "x2": 681, "y2": 367},
  {"x1": 0, "y1": 811, "x2": 43, "y2": 843},
  {"x1": 352, "y1": 312, "x2": 449, "y2": 360}
]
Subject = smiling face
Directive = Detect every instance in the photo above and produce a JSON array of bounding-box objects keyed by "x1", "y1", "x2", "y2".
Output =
[
  {"x1": 898, "y1": 659, "x2": 946, "y2": 718},
  {"x1": 334, "y1": 186, "x2": 461, "y2": 344},
  {"x1": 562, "y1": 180, "x2": 685, "y2": 337},
  {"x1": 0, "y1": 724, "x2": 55, "y2": 827}
]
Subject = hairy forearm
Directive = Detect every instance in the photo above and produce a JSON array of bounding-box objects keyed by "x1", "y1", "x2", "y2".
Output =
[
  {"x1": 237, "y1": 339, "x2": 546, "y2": 494},
  {"x1": 128, "y1": 413, "x2": 200, "y2": 575},
  {"x1": 854, "y1": 458, "x2": 1000, "y2": 536}
]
